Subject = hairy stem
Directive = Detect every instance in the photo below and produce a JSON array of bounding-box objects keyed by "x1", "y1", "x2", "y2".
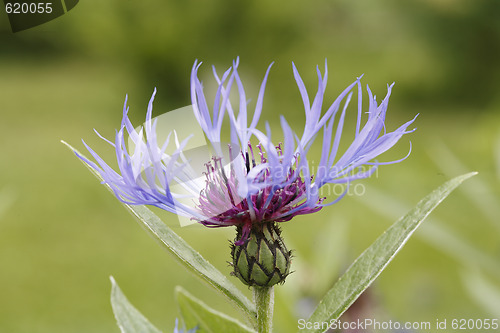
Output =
[{"x1": 253, "y1": 286, "x2": 274, "y2": 333}]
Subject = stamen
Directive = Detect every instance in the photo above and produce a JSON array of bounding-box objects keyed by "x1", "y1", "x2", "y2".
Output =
[
  {"x1": 256, "y1": 144, "x2": 266, "y2": 163},
  {"x1": 248, "y1": 143, "x2": 257, "y2": 168},
  {"x1": 217, "y1": 157, "x2": 236, "y2": 206},
  {"x1": 245, "y1": 151, "x2": 250, "y2": 173}
]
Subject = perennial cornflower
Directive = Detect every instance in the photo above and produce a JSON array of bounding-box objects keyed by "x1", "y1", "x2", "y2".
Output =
[{"x1": 78, "y1": 58, "x2": 416, "y2": 287}]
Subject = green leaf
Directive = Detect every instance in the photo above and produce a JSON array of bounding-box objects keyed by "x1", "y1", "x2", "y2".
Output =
[
  {"x1": 110, "y1": 276, "x2": 162, "y2": 333},
  {"x1": 62, "y1": 141, "x2": 257, "y2": 325},
  {"x1": 301, "y1": 172, "x2": 477, "y2": 333},
  {"x1": 355, "y1": 185, "x2": 500, "y2": 277},
  {"x1": 176, "y1": 286, "x2": 256, "y2": 333},
  {"x1": 127, "y1": 204, "x2": 256, "y2": 323}
]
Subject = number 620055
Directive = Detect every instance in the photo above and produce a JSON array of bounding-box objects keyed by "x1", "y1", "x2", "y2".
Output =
[{"x1": 5, "y1": 2, "x2": 53, "y2": 14}]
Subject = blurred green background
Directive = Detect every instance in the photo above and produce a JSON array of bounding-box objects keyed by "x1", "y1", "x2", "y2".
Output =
[{"x1": 1, "y1": 0, "x2": 499, "y2": 332}]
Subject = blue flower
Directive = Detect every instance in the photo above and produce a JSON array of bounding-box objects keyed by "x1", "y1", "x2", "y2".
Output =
[{"x1": 78, "y1": 58, "x2": 416, "y2": 245}]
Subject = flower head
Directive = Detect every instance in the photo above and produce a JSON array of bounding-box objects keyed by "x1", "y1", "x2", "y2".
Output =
[{"x1": 78, "y1": 59, "x2": 416, "y2": 248}]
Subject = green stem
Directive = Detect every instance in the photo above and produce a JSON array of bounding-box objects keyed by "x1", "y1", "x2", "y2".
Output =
[{"x1": 253, "y1": 286, "x2": 274, "y2": 333}]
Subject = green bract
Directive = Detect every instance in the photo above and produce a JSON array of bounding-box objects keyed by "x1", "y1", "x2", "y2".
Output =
[{"x1": 232, "y1": 223, "x2": 291, "y2": 287}]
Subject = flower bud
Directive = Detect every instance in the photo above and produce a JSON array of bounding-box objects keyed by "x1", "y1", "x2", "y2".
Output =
[{"x1": 231, "y1": 223, "x2": 291, "y2": 287}]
